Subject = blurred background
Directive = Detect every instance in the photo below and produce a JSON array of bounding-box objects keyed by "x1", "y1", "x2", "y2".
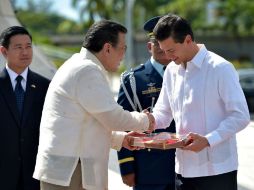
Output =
[
  {"x1": 1, "y1": 1, "x2": 254, "y2": 190},
  {"x1": 1, "y1": 0, "x2": 254, "y2": 112}
]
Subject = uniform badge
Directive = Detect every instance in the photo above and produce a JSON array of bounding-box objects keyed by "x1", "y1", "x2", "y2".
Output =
[
  {"x1": 142, "y1": 83, "x2": 161, "y2": 95},
  {"x1": 147, "y1": 82, "x2": 156, "y2": 87}
]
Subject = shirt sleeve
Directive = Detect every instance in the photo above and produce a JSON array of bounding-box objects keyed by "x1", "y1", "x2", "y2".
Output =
[
  {"x1": 111, "y1": 131, "x2": 126, "y2": 150},
  {"x1": 76, "y1": 66, "x2": 149, "y2": 132},
  {"x1": 206, "y1": 63, "x2": 250, "y2": 147},
  {"x1": 153, "y1": 71, "x2": 174, "y2": 129}
]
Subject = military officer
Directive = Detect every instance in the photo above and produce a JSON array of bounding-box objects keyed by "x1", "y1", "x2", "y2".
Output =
[{"x1": 117, "y1": 16, "x2": 176, "y2": 190}]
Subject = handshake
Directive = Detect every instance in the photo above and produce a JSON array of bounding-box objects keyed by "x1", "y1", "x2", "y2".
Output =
[
  {"x1": 122, "y1": 110, "x2": 155, "y2": 151},
  {"x1": 143, "y1": 110, "x2": 155, "y2": 133}
]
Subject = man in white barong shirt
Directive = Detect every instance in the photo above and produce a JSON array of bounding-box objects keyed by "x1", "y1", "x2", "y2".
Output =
[
  {"x1": 33, "y1": 20, "x2": 155, "y2": 190},
  {"x1": 152, "y1": 14, "x2": 250, "y2": 190}
]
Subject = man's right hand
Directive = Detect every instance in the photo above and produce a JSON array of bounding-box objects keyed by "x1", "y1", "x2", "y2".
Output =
[
  {"x1": 122, "y1": 173, "x2": 135, "y2": 187},
  {"x1": 143, "y1": 110, "x2": 155, "y2": 133}
]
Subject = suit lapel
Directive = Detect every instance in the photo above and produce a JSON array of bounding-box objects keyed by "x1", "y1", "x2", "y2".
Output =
[
  {"x1": 0, "y1": 68, "x2": 21, "y2": 125},
  {"x1": 21, "y1": 70, "x2": 36, "y2": 126}
]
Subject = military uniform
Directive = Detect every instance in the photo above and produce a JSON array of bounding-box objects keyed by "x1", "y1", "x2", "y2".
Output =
[{"x1": 117, "y1": 60, "x2": 176, "y2": 190}]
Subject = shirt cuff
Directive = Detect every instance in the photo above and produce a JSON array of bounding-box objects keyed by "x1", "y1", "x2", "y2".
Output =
[
  {"x1": 205, "y1": 131, "x2": 222, "y2": 147},
  {"x1": 111, "y1": 131, "x2": 126, "y2": 151}
]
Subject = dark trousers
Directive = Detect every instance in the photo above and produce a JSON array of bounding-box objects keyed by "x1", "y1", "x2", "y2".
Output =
[
  {"x1": 176, "y1": 170, "x2": 237, "y2": 190},
  {"x1": 134, "y1": 183, "x2": 175, "y2": 190},
  {"x1": 17, "y1": 166, "x2": 39, "y2": 190},
  {"x1": 17, "y1": 164, "x2": 25, "y2": 190}
]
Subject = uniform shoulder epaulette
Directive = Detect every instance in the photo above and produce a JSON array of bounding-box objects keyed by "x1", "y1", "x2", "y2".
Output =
[
  {"x1": 132, "y1": 64, "x2": 145, "y2": 72},
  {"x1": 120, "y1": 70, "x2": 132, "y2": 80},
  {"x1": 120, "y1": 64, "x2": 145, "y2": 82},
  {"x1": 120, "y1": 66, "x2": 143, "y2": 112}
]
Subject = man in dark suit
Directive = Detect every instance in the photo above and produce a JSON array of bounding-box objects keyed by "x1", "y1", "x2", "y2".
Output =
[
  {"x1": 0, "y1": 26, "x2": 50, "y2": 190},
  {"x1": 117, "y1": 17, "x2": 176, "y2": 190}
]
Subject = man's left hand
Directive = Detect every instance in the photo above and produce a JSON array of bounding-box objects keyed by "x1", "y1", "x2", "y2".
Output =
[
  {"x1": 122, "y1": 131, "x2": 146, "y2": 150},
  {"x1": 182, "y1": 133, "x2": 210, "y2": 152}
]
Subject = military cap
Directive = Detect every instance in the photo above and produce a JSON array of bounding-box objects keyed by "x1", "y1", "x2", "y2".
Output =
[{"x1": 143, "y1": 16, "x2": 162, "y2": 37}]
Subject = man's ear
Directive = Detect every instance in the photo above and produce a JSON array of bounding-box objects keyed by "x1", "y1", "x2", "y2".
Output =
[
  {"x1": 103, "y1": 43, "x2": 111, "y2": 54},
  {"x1": 146, "y1": 42, "x2": 152, "y2": 51},
  {"x1": 0, "y1": 46, "x2": 7, "y2": 57},
  {"x1": 185, "y1": 35, "x2": 192, "y2": 44},
  {"x1": 147, "y1": 42, "x2": 152, "y2": 52}
]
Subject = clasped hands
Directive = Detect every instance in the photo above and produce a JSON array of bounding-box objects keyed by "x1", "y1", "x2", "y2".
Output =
[
  {"x1": 122, "y1": 109, "x2": 155, "y2": 151},
  {"x1": 143, "y1": 108, "x2": 155, "y2": 133}
]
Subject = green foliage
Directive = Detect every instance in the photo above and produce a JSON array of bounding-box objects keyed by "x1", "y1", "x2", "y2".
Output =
[
  {"x1": 232, "y1": 60, "x2": 254, "y2": 69},
  {"x1": 52, "y1": 58, "x2": 65, "y2": 69},
  {"x1": 216, "y1": 0, "x2": 254, "y2": 37},
  {"x1": 16, "y1": 9, "x2": 64, "y2": 35},
  {"x1": 38, "y1": 44, "x2": 80, "y2": 68},
  {"x1": 13, "y1": 0, "x2": 88, "y2": 68},
  {"x1": 16, "y1": 9, "x2": 83, "y2": 35},
  {"x1": 71, "y1": 0, "x2": 254, "y2": 37},
  {"x1": 15, "y1": 0, "x2": 254, "y2": 38},
  {"x1": 72, "y1": 0, "x2": 125, "y2": 24},
  {"x1": 117, "y1": 62, "x2": 127, "y2": 75},
  {"x1": 56, "y1": 20, "x2": 84, "y2": 34},
  {"x1": 13, "y1": 0, "x2": 89, "y2": 36},
  {"x1": 157, "y1": 0, "x2": 206, "y2": 30},
  {"x1": 12, "y1": 0, "x2": 254, "y2": 69}
]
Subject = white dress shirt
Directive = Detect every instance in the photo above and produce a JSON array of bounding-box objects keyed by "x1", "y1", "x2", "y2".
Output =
[
  {"x1": 33, "y1": 48, "x2": 149, "y2": 189},
  {"x1": 153, "y1": 44, "x2": 250, "y2": 177},
  {"x1": 5, "y1": 65, "x2": 28, "y2": 90}
]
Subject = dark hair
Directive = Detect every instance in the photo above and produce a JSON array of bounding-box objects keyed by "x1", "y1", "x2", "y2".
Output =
[
  {"x1": 0, "y1": 26, "x2": 32, "y2": 48},
  {"x1": 153, "y1": 14, "x2": 194, "y2": 43},
  {"x1": 83, "y1": 20, "x2": 127, "y2": 52}
]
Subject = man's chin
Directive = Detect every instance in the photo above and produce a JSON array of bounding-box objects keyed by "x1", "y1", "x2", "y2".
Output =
[
  {"x1": 19, "y1": 62, "x2": 32, "y2": 69},
  {"x1": 173, "y1": 61, "x2": 181, "y2": 65},
  {"x1": 20, "y1": 60, "x2": 32, "y2": 65}
]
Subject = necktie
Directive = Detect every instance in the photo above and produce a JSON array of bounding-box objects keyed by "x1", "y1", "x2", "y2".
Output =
[
  {"x1": 162, "y1": 66, "x2": 167, "y2": 76},
  {"x1": 15, "y1": 75, "x2": 25, "y2": 114}
]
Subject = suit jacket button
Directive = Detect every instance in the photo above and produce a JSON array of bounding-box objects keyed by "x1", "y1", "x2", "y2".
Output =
[{"x1": 147, "y1": 148, "x2": 151, "y2": 152}]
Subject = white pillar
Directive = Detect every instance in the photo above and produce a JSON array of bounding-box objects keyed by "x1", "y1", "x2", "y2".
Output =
[{"x1": 125, "y1": 0, "x2": 135, "y2": 70}]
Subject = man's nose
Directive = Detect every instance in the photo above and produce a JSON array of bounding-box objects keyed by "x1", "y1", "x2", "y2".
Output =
[
  {"x1": 21, "y1": 48, "x2": 29, "y2": 55},
  {"x1": 165, "y1": 52, "x2": 174, "y2": 60}
]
